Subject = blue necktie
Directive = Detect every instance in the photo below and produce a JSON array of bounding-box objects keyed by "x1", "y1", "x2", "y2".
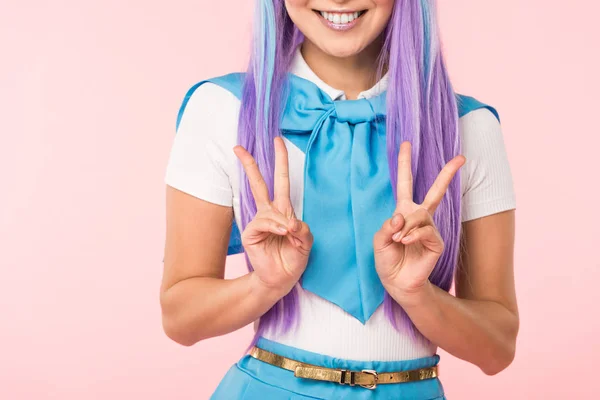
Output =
[
  {"x1": 280, "y1": 74, "x2": 394, "y2": 324},
  {"x1": 175, "y1": 72, "x2": 499, "y2": 324}
]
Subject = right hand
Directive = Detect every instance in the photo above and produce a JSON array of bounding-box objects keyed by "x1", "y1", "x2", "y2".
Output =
[{"x1": 233, "y1": 137, "x2": 314, "y2": 298}]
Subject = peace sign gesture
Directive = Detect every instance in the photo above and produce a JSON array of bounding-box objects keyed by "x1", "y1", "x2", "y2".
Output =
[
  {"x1": 373, "y1": 141, "x2": 466, "y2": 297},
  {"x1": 234, "y1": 137, "x2": 314, "y2": 298}
]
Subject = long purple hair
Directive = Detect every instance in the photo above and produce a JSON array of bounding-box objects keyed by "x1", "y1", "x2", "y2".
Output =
[{"x1": 238, "y1": 0, "x2": 461, "y2": 351}]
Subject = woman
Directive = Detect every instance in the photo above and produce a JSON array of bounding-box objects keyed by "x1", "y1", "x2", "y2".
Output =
[{"x1": 161, "y1": 0, "x2": 518, "y2": 398}]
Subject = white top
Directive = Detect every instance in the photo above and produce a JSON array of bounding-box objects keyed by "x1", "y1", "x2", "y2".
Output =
[{"x1": 164, "y1": 44, "x2": 517, "y2": 361}]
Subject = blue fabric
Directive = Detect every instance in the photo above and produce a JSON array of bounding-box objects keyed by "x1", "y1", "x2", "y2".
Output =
[
  {"x1": 174, "y1": 73, "x2": 500, "y2": 316},
  {"x1": 210, "y1": 337, "x2": 445, "y2": 399},
  {"x1": 279, "y1": 74, "x2": 391, "y2": 323},
  {"x1": 456, "y1": 94, "x2": 500, "y2": 123}
]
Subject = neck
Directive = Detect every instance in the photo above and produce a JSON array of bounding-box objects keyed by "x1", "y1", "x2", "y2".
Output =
[{"x1": 300, "y1": 37, "x2": 386, "y2": 100}]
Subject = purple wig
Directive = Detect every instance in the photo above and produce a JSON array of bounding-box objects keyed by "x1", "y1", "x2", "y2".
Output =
[{"x1": 238, "y1": 0, "x2": 461, "y2": 351}]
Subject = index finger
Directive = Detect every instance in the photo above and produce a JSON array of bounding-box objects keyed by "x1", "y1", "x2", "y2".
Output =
[
  {"x1": 233, "y1": 145, "x2": 271, "y2": 210},
  {"x1": 396, "y1": 141, "x2": 414, "y2": 204},
  {"x1": 422, "y1": 155, "x2": 466, "y2": 214}
]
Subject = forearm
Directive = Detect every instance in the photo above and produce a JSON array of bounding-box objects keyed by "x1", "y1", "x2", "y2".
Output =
[
  {"x1": 160, "y1": 272, "x2": 284, "y2": 346},
  {"x1": 387, "y1": 280, "x2": 519, "y2": 375}
]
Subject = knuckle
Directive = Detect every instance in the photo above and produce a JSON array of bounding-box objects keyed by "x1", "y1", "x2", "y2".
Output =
[
  {"x1": 425, "y1": 225, "x2": 437, "y2": 235},
  {"x1": 388, "y1": 220, "x2": 397, "y2": 232},
  {"x1": 303, "y1": 225, "x2": 314, "y2": 238}
]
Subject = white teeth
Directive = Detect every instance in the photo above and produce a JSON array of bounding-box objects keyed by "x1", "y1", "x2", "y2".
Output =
[{"x1": 319, "y1": 10, "x2": 362, "y2": 24}]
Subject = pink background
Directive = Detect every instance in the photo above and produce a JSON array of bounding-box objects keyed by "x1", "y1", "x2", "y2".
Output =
[{"x1": 1, "y1": 1, "x2": 598, "y2": 398}]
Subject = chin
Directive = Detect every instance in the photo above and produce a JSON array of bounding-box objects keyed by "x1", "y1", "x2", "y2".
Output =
[{"x1": 313, "y1": 41, "x2": 368, "y2": 59}]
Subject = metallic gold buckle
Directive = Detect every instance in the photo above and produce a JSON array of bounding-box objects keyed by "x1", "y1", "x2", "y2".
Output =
[
  {"x1": 339, "y1": 369, "x2": 378, "y2": 389},
  {"x1": 360, "y1": 369, "x2": 378, "y2": 389}
]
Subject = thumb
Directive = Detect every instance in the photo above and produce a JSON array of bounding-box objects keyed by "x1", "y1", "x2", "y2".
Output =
[
  {"x1": 373, "y1": 213, "x2": 405, "y2": 249},
  {"x1": 288, "y1": 217, "x2": 314, "y2": 251}
]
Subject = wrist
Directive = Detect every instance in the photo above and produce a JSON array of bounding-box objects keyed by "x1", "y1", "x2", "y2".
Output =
[
  {"x1": 249, "y1": 272, "x2": 292, "y2": 304},
  {"x1": 387, "y1": 279, "x2": 436, "y2": 309}
]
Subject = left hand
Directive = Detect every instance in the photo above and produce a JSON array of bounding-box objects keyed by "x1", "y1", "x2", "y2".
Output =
[{"x1": 373, "y1": 141, "x2": 466, "y2": 298}]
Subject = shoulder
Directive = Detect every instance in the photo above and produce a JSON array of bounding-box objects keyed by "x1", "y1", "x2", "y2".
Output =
[
  {"x1": 457, "y1": 94, "x2": 503, "y2": 150},
  {"x1": 457, "y1": 96, "x2": 516, "y2": 221},
  {"x1": 173, "y1": 72, "x2": 246, "y2": 160},
  {"x1": 459, "y1": 107, "x2": 501, "y2": 136},
  {"x1": 176, "y1": 72, "x2": 245, "y2": 132}
]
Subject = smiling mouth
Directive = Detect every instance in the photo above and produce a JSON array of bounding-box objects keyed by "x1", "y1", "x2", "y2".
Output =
[{"x1": 312, "y1": 9, "x2": 368, "y2": 24}]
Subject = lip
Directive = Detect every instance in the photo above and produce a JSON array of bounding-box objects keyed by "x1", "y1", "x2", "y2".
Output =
[
  {"x1": 314, "y1": 9, "x2": 367, "y2": 32},
  {"x1": 316, "y1": 8, "x2": 364, "y2": 13}
]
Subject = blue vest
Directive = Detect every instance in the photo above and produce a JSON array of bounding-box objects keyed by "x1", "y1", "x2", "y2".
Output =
[{"x1": 175, "y1": 72, "x2": 500, "y2": 323}]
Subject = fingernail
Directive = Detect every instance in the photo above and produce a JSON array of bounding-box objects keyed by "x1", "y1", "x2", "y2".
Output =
[
  {"x1": 393, "y1": 231, "x2": 402, "y2": 241},
  {"x1": 402, "y1": 235, "x2": 412, "y2": 242},
  {"x1": 277, "y1": 226, "x2": 287, "y2": 234}
]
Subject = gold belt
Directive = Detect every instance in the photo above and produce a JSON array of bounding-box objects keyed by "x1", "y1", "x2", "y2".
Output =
[{"x1": 249, "y1": 346, "x2": 438, "y2": 390}]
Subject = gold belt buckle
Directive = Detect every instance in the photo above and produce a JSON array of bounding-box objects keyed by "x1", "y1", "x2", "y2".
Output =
[
  {"x1": 360, "y1": 369, "x2": 378, "y2": 389},
  {"x1": 339, "y1": 368, "x2": 379, "y2": 389}
]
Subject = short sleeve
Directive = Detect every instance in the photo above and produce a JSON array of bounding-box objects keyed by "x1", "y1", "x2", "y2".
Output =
[
  {"x1": 164, "y1": 82, "x2": 237, "y2": 206},
  {"x1": 460, "y1": 108, "x2": 517, "y2": 222}
]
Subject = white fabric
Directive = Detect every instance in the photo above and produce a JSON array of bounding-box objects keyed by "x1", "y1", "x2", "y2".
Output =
[{"x1": 164, "y1": 44, "x2": 517, "y2": 361}]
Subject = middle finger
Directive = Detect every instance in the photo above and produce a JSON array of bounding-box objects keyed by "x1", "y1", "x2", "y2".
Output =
[
  {"x1": 273, "y1": 137, "x2": 291, "y2": 202},
  {"x1": 421, "y1": 155, "x2": 466, "y2": 214}
]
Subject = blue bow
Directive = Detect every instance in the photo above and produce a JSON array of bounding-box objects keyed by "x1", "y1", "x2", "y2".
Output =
[
  {"x1": 175, "y1": 72, "x2": 499, "y2": 324},
  {"x1": 281, "y1": 74, "x2": 394, "y2": 324}
]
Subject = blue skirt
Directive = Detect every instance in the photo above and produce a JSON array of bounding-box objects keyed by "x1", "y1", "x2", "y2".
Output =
[{"x1": 210, "y1": 337, "x2": 446, "y2": 399}]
